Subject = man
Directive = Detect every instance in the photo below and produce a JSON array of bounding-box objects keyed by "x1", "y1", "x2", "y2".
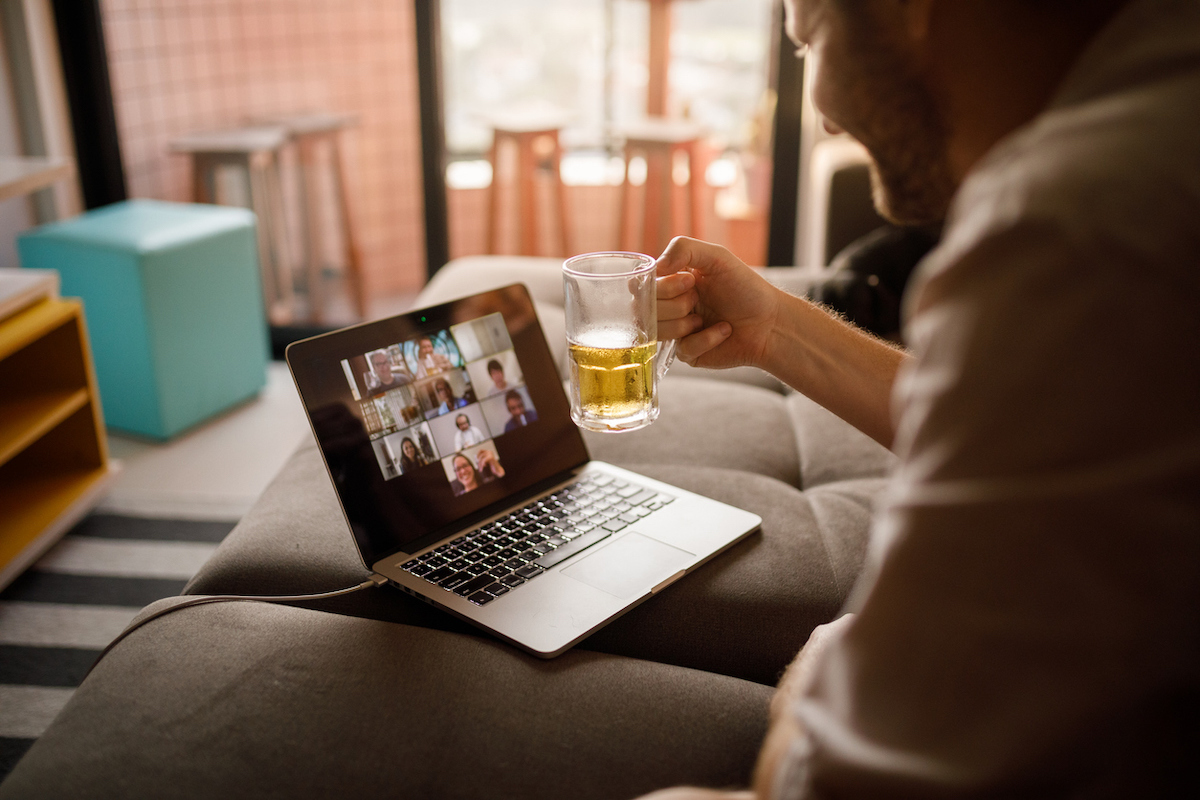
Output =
[
  {"x1": 363, "y1": 349, "x2": 410, "y2": 395},
  {"x1": 644, "y1": 0, "x2": 1200, "y2": 796},
  {"x1": 414, "y1": 337, "x2": 453, "y2": 378},
  {"x1": 503, "y1": 390, "x2": 537, "y2": 432},
  {"x1": 452, "y1": 413, "x2": 487, "y2": 452},
  {"x1": 486, "y1": 358, "x2": 510, "y2": 396}
]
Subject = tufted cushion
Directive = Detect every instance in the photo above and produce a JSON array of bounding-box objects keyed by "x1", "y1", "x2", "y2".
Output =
[
  {"x1": 0, "y1": 602, "x2": 771, "y2": 800},
  {"x1": 582, "y1": 376, "x2": 801, "y2": 487}
]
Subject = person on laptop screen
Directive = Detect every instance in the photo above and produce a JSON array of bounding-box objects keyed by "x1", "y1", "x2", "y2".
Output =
[
  {"x1": 398, "y1": 436, "x2": 425, "y2": 473},
  {"x1": 363, "y1": 349, "x2": 410, "y2": 396},
  {"x1": 448, "y1": 452, "x2": 494, "y2": 496},
  {"x1": 414, "y1": 336, "x2": 453, "y2": 378},
  {"x1": 503, "y1": 390, "x2": 537, "y2": 432},
  {"x1": 429, "y1": 377, "x2": 468, "y2": 418},
  {"x1": 452, "y1": 414, "x2": 486, "y2": 452},
  {"x1": 486, "y1": 359, "x2": 510, "y2": 396}
]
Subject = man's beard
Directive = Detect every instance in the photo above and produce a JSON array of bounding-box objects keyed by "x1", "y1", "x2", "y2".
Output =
[
  {"x1": 846, "y1": 49, "x2": 958, "y2": 226},
  {"x1": 866, "y1": 123, "x2": 957, "y2": 226}
]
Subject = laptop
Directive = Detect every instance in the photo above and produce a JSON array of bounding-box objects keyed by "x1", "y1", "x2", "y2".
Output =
[{"x1": 286, "y1": 284, "x2": 761, "y2": 657}]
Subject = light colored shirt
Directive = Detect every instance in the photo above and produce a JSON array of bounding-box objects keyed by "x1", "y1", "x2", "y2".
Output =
[
  {"x1": 454, "y1": 425, "x2": 486, "y2": 452},
  {"x1": 785, "y1": 0, "x2": 1200, "y2": 795}
]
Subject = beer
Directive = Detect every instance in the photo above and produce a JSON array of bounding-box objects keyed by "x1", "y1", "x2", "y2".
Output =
[
  {"x1": 569, "y1": 339, "x2": 657, "y2": 428},
  {"x1": 563, "y1": 252, "x2": 673, "y2": 433}
]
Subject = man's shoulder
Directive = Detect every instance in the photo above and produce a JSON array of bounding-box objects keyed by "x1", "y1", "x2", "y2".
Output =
[{"x1": 947, "y1": 2, "x2": 1200, "y2": 262}]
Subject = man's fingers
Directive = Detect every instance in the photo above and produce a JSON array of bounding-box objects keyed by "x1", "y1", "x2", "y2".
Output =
[
  {"x1": 656, "y1": 236, "x2": 738, "y2": 277},
  {"x1": 677, "y1": 321, "x2": 733, "y2": 364},
  {"x1": 658, "y1": 287, "x2": 698, "y2": 322},
  {"x1": 659, "y1": 313, "x2": 703, "y2": 342},
  {"x1": 656, "y1": 270, "x2": 695, "y2": 299}
]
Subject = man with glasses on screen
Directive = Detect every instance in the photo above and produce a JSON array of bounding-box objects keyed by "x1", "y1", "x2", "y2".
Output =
[{"x1": 640, "y1": 0, "x2": 1199, "y2": 796}]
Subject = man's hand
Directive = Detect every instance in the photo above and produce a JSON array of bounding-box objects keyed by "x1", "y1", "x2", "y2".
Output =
[
  {"x1": 658, "y1": 236, "x2": 906, "y2": 448},
  {"x1": 655, "y1": 237, "x2": 784, "y2": 371}
]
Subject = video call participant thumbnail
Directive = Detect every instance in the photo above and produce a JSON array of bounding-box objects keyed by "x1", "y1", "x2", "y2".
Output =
[
  {"x1": 504, "y1": 389, "x2": 537, "y2": 432},
  {"x1": 364, "y1": 349, "x2": 411, "y2": 396},
  {"x1": 452, "y1": 414, "x2": 487, "y2": 452},
  {"x1": 426, "y1": 376, "x2": 470, "y2": 419},
  {"x1": 397, "y1": 436, "x2": 426, "y2": 473},
  {"x1": 413, "y1": 336, "x2": 454, "y2": 378}
]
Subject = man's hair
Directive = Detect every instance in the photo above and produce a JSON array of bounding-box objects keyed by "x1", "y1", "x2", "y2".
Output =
[
  {"x1": 505, "y1": 390, "x2": 523, "y2": 404},
  {"x1": 487, "y1": 359, "x2": 503, "y2": 373}
]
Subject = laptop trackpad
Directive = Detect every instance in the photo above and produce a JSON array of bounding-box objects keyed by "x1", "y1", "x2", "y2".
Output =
[{"x1": 560, "y1": 532, "x2": 694, "y2": 600}]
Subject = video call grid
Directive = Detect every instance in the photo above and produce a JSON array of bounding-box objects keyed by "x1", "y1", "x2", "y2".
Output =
[{"x1": 339, "y1": 313, "x2": 540, "y2": 494}]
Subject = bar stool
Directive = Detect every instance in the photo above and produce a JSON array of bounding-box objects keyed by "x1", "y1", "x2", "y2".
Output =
[
  {"x1": 264, "y1": 113, "x2": 368, "y2": 324},
  {"x1": 170, "y1": 126, "x2": 295, "y2": 325},
  {"x1": 617, "y1": 118, "x2": 707, "y2": 256},
  {"x1": 485, "y1": 111, "x2": 572, "y2": 257}
]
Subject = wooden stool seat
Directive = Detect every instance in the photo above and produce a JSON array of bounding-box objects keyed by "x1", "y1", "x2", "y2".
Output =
[
  {"x1": 486, "y1": 111, "x2": 572, "y2": 257},
  {"x1": 618, "y1": 118, "x2": 707, "y2": 256},
  {"x1": 171, "y1": 126, "x2": 294, "y2": 325}
]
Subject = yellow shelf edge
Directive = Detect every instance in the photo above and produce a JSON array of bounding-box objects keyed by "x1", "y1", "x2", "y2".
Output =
[
  {"x1": 0, "y1": 297, "x2": 81, "y2": 361},
  {"x1": 0, "y1": 388, "x2": 91, "y2": 468}
]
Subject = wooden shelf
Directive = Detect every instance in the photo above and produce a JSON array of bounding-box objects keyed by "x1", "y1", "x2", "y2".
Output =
[
  {"x1": 0, "y1": 293, "x2": 77, "y2": 359},
  {"x1": 0, "y1": 296, "x2": 114, "y2": 591},
  {"x1": 0, "y1": 463, "x2": 120, "y2": 590},
  {"x1": 0, "y1": 388, "x2": 90, "y2": 467}
]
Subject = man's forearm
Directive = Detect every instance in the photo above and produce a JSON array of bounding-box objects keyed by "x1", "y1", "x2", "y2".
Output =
[{"x1": 763, "y1": 293, "x2": 909, "y2": 449}]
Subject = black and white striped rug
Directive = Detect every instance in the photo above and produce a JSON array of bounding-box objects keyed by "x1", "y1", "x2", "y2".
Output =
[{"x1": 0, "y1": 513, "x2": 235, "y2": 781}]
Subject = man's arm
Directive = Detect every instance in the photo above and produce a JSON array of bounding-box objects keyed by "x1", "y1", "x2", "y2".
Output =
[{"x1": 656, "y1": 237, "x2": 908, "y2": 448}]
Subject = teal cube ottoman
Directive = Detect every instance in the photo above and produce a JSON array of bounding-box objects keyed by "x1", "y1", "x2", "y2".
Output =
[{"x1": 18, "y1": 199, "x2": 269, "y2": 439}]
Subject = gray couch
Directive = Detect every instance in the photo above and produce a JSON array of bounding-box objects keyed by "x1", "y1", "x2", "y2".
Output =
[{"x1": 0, "y1": 256, "x2": 896, "y2": 800}]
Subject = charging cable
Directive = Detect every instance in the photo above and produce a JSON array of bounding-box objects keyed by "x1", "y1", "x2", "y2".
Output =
[{"x1": 86, "y1": 573, "x2": 389, "y2": 677}]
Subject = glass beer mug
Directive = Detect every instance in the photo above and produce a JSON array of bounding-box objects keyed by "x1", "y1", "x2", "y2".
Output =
[{"x1": 563, "y1": 252, "x2": 676, "y2": 433}]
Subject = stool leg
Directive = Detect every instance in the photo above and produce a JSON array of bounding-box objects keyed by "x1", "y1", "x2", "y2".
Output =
[
  {"x1": 643, "y1": 145, "x2": 669, "y2": 255},
  {"x1": 248, "y1": 152, "x2": 294, "y2": 325},
  {"x1": 687, "y1": 140, "x2": 705, "y2": 240},
  {"x1": 619, "y1": 145, "x2": 635, "y2": 251},
  {"x1": 295, "y1": 136, "x2": 326, "y2": 324},
  {"x1": 244, "y1": 157, "x2": 281, "y2": 323},
  {"x1": 192, "y1": 155, "x2": 215, "y2": 204},
  {"x1": 330, "y1": 134, "x2": 369, "y2": 319},
  {"x1": 552, "y1": 134, "x2": 571, "y2": 256},
  {"x1": 486, "y1": 138, "x2": 500, "y2": 254},
  {"x1": 517, "y1": 132, "x2": 538, "y2": 255},
  {"x1": 264, "y1": 152, "x2": 298, "y2": 322}
]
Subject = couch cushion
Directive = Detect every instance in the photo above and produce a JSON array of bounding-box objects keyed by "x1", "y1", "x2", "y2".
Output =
[
  {"x1": 185, "y1": 440, "x2": 878, "y2": 684},
  {"x1": 787, "y1": 391, "x2": 898, "y2": 488},
  {"x1": 0, "y1": 602, "x2": 770, "y2": 800},
  {"x1": 583, "y1": 376, "x2": 801, "y2": 487},
  {"x1": 582, "y1": 465, "x2": 878, "y2": 685}
]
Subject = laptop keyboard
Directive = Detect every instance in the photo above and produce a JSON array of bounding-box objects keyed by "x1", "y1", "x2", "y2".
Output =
[{"x1": 398, "y1": 473, "x2": 674, "y2": 607}]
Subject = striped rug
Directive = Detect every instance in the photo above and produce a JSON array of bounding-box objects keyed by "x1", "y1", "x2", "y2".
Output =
[{"x1": 0, "y1": 513, "x2": 235, "y2": 781}]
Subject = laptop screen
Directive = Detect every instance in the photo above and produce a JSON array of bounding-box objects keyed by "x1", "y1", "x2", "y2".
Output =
[{"x1": 287, "y1": 285, "x2": 590, "y2": 567}]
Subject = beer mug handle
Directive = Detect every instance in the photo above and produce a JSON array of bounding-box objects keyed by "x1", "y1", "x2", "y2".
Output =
[{"x1": 655, "y1": 338, "x2": 677, "y2": 379}]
